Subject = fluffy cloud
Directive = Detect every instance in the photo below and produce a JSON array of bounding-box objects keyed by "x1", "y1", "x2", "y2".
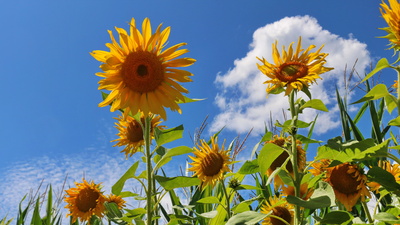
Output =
[{"x1": 211, "y1": 15, "x2": 370, "y2": 136}]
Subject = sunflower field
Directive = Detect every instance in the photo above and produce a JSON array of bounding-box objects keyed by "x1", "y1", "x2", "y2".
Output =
[{"x1": 3, "y1": 0, "x2": 400, "y2": 225}]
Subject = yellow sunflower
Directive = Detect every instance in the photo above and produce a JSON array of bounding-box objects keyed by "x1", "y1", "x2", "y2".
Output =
[
  {"x1": 325, "y1": 163, "x2": 371, "y2": 211},
  {"x1": 261, "y1": 196, "x2": 294, "y2": 225},
  {"x1": 64, "y1": 179, "x2": 106, "y2": 223},
  {"x1": 105, "y1": 194, "x2": 126, "y2": 210},
  {"x1": 91, "y1": 18, "x2": 196, "y2": 120},
  {"x1": 112, "y1": 112, "x2": 164, "y2": 158},
  {"x1": 265, "y1": 135, "x2": 306, "y2": 188},
  {"x1": 188, "y1": 137, "x2": 232, "y2": 188},
  {"x1": 380, "y1": 0, "x2": 400, "y2": 51},
  {"x1": 309, "y1": 158, "x2": 332, "y2": 177},
  {"x1": 367, "y1": 160, "x2": 400, "y2": 192},
  {"x1": 257, "y1": 37, "x2": 333, "y2": 95},
  {"x1": 393, "y1": 80, "x2": 399, "y2": 89}
]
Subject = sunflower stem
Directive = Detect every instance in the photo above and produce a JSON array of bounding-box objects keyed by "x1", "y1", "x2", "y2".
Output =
[
  {"x1": 396, "y1": 66, "x2": 400, "y2": 116},
  {"x1": 144, "y1": 116, "x2": 153, "y2": 225},
  {"x1": 220, "y1": 180, "x2": 231, "y2": 219},
  {"x1": 288, "y1": 90, "x2": 302, "y2": 225},
  {"x1": 361, "y1": 200, "x2": 373, "y2": 223}
]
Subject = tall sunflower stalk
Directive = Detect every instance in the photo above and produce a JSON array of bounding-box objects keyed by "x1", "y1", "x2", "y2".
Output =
[{"x1": 143, "y1": 116, "x2": 154, "y2": 225}]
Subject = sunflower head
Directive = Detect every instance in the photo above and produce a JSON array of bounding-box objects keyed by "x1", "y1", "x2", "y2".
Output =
[
  {"x1": 261, "y1": 196, "x2": 294, "y2": 225},
  {"x1": 105, "y1": 194, "x2": 126, "y2": 210},
  {"x1": 380, "y1": 0, "x2": 400, "y2": 52},
  {"x1": 91, "y1": 18, "x2": 196, "y2": 120},
  {"x1": 112, "y1": 112, "x2": 164, "y2": 158},
  {"x1": 257, "y1": 37, "x2": 333, "y2": 96},
  {"x1": 265, "y1": 135, "x2": 306, "y2": 188},
  {"x1": 64, "y1": 179, "x2": 106, "y2": 223},
  {"x1": 188, "y1": 137, "x2": 232, "y2": 188},
  {"x1": 325, "y1": 162, "x2": 371, "y2": 211},
  {"x1": 367, "y1": 160, "x2": 400, "y2": 192}
]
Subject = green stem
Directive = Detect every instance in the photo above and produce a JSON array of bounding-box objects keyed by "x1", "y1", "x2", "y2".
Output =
[
  {"x1": 221, "y1": 180, "x2": 231, "y2": 219},
  {"x1": 361, "y1": 201, "x2": 373, "y2": 224},
  {"x1": 396, "y1": 66, "x2": 400, "y2": 116},
  {"x1": 288, "y1": 91, "x2": 302, "y2": 225},
  {"x1": 144, "y1": 116, "x2": 153, "y2": 225}
]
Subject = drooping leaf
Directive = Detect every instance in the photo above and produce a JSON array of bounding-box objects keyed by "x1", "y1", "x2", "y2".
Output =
[
  {"x1": 300, "y1": 99, "x2": 328, "y2": 112},
  {"x1": 320, "y1": 211, "x2": 353, "y2": 224},
  {"x1": 197, "y1": 196, "x2": 221, "y2": 204},
  {"x1": 352, "y1": 84, "x2": 390, "y2": 104},
  {"x1": 112, "y1": 161, "x2": 140, "y2": 195},
  {"x1": 225, "y1": 211, "x2": 267, "y2": 225},
  {"x1": 367, "y1": 166, "x2": 400, "y2": 192},
  {"x1": 258, "y1": 143, "x2": 285, "y2": 175},
  {"x1": 155, "y1": 176, "x2": 201, "y2": 191},
  {"x1": 374, "y1": 212, "x2": 400, "y2": 223},
  {"x1": 238, "y1": 159, "x2": 259, "y2": 174},
  {"x1": 154, "y1": 146, "x2": 193, "y2": 170},
  {"x1": 287, "y1": 195, "x2": 331, "y2": 209},
  {"x1": 388, "y1": 115, "x2": 400, "y2": 126},
  {"x1": 361, "y1": 58, "x2": 391, "y2": 82}
]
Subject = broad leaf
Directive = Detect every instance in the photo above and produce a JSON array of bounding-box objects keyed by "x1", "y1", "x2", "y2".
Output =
[
  {"x1": 155, "y1": 176, "x2": 200, "y2": 191},
  {"x1": 258, "y1": 143, "x2": 285, "y2": 175},
  {"x1": 361, "y1": 58, "x2": 391, "y2": 82},
  {"x1": 154, "y1": 125, "x2": 184, "y2": 146},
  {"x1": 226, "y1": 211, "x2": 267, "y2": 225},
  {"x1": 112, "y1": 161, "x2": 140, "y2": 195},
  {"x1": 300, "y1": 99, "x2": 328, "y2": 112}
]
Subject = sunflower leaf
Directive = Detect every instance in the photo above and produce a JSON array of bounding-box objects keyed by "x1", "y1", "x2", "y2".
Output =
[
  {"x1": 361, "y1": 58, "x2": 391, "y2": 83},
  {"x1": 154, "y1": 125, "x2": 184, "y2": 146},
  {"x1": 225, "y1": 211, "x2": 267, "y2": 225},
  {"x1": 352, "y1": 84, "x2": 390, "y2": 104},
  {"x1": 258, "y1": 143, "x2": 285, "y2": 176},
  {"x1": 374, "y1": 212, "x2": 400, "y2": 223},
  {"x1": 112, "y1": 161, "x2": 140, "y2": 195},
  {"x1": 299, "y1": 99, "x2": 328, "y2": 112},
  {"x1": 320, "y1": 211, "x2": 354, "y2": 224},
  {"x1": 154, "y1": 146, "x2": 193, "y2": 170},
  {"x1": 155, "y1": 176, "x2": 200, "y2": 191},
  {"x1": 367, "y1": 166, "x2": 400, "y2": 192},
  {"x1": 197, "y1": 196, "x2": 221, "y2": 204},
  {"x1": 237, "y1": 159, "x2": 259, "y2": 174}
]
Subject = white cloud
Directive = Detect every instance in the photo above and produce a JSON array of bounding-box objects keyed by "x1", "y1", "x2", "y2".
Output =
[{"x1": 211, "y1": 15, "x2": 371, "y2": 136}]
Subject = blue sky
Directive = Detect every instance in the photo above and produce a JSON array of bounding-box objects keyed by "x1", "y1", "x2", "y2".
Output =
[{"x1": 0, "y1": 0, "x2": 398, "y2": 219}]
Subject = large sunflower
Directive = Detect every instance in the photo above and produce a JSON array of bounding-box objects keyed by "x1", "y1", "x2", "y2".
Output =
[
  {"x1": 265, "y1": 135, "x2": 306, "y2": 188},
  {"x1": 91, "y1": 18, "x2": 195, "y2": 120},
  {"x1": 112, "y1": 112, "x2": 164, "y2": 158},
  {"x1": 105, "y1": 194, "x2": 126, "y2": 210},
  {"x1": 257, "y1": 37, "x2": 333, "y2": 95},
  {"x1": 64, "y1": 179, "x2": 106, "y2": 223},
  {"x1": 367, "y1": 160, "x2": 400, "y2": 192},
  {"x1": 188, "y1": 137, "x2": 232, "y2": 188},
  {"x1": 325, "y1": 163, "x2": 371, "y2": 211},
  {"x1": 261, "y1": 196, "x2": 294, "y2": 225},
  {"x1": 380, "y1": 0, "x2": 400, "y2": 51}
]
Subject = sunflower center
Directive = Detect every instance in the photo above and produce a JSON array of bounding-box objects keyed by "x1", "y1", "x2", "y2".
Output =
[
  {"x1": 127, "y1": 120, "x2": 144, "y2": 143},
  {"x1": 201, "y1": 152, "x2": 224, "y2": 177},
  {"x1": 277, "y1": 62, "x2": 308, "y2": 82},
  {"x1": 329, "y1": 164, "x2": 360, "y2": 194},
  {"x1": 271, "y1": 206, "x2": 292, "y2": 225},
  {"x1": 121, "y1": 51, "x2": 164, "y2": 93},
  {"x1": 75, "y1": 188, "x2": 100, "y2": 213}
]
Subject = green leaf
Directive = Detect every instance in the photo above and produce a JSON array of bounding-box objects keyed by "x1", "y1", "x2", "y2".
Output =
[
  {"x1": 154, "y1": 146, "x2": 193, "y2": 170},
  {"x1": 31, "y1": 199, "x2": 42, "y2": 225},
  {"x1": 112, "y1": 161, "x2": 140, "y2": 195},
  {"x1": 320, "y1": 211, "x2": 353, "y2": 224},
  {"x1": 361, "y1": 58, "x2": 391, "y2": 82},
  {"x1": 286, "y1": 195, "x2": 331, "y2": 209},
  {"x1": 367, "y1": 166, "x2": 400, "y2": 192},
  {"x1": 155, "y1": 176, "x2": 200, "y2": 191},
  {"x1": 125, "y1": 208, "x2": 146, "y2": 218},
  {"x1": 300, "y1": 99, "x2": 328, "y2": 112},
  {"x1": 198, "y1": 211, "x2": 218, "y2": 219},
  {"x1": 238, "y1": 159, "x2": 259, "y2": 174},
  {"x1": 225, "y1": 211, "x2": 267, "y2": 225},
  {"x1": 295, "y1": 134, "x2": 322, "y2": 144},
  {"x1": 197, "y1": 196, "x2": 221, "y2": 204},
  {"x1": 389, "y1": 115, "x2": 400, "y2": 126},
  {"x1": 119, "y1": 191, "x2": 138, "y2": 198},
  {"x1": 258, "y1": 143, "x2": 285, "y2": 175},
  {"x1": 310, "y1": 181, "x2": 336, "y2": 207},
  {"x1": 232, "y1": 202, "x2": 251, "y2": 214},
  {"x1": 384, "y1": 94, "x2": 398, "y2": 114},
  {"x1": 154, "y1": 125, "x2": 184, "y2": 146},
  {"x1": 374, "y1": 212, "x2": 400, "y2": 223},
  {"x1": 352, "y1": 84, "x2": 390, "y2": 104},
  {"x1": 176, "y1": 95, "x2": 204, "y2": 104}
]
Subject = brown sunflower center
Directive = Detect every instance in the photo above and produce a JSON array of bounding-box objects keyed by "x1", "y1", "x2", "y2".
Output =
[
  {"x1": 329, "y1": 164, "x2": 360, "y2": 194},
  {"x1": 127, "y1": 120, "x2": 144, "y2": 143},
  {"x1": 75, "y1": 188, "x2": 100, "y2": 213},
  {"x1": 276, "y1": 62, "x2": 308, "y2": 83},
  {"x1": 121, "y1": 51, "x2": 164, "y2": 93},
  {"x1": 201, "y1": 152, "x2": 224, "y2": 177},
  {"x1": 271, "y1": 206, "x2": 292, "y2": 225}
]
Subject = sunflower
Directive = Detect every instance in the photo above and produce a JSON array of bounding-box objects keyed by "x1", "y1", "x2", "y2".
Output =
[
  {"x1": 91, "y1": 18, "x2": 195, "y2": 120},
  {"x1": 265, "y1": 135, "x2": 306, "y2": 188},
  {"x1": 281, "y1": 182, "x2": 313, "y2": 201},
  {"x1": 309, "y1": 158, "x2": 332, "y2": 177},
  {"x1": 367, "y1": 160, "x2": 400, "y2": 192},
  {"x1": 261, "y1": 196, "x2": 294, "y2": 225},
  {"x1": 325, "y1": 162, "x2": 371, "y2": 211},
  {"x1": 188, "y1": 137, "x2": 232, "y2": 188},
  {"x1": 112, "y1": 112, "x2": 164, "y2": 158},
  {"x1": 393, "y1": 80, "x2": 399, "y2": 89},
  {"x1": 105, "y1": 194, "x2": 126, "y2": 210},
  {"x1": 380, "y1": 0, "x2": 400, "y2": 51},
  {"x1": 64, "y1": 179, "x2": 106, "y2": 223},
  {"x1": 257, "y1": 37, "x2": 333, "y2": 95}
]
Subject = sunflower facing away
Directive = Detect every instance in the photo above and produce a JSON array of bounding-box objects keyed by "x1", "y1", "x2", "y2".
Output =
[
  {"x1": 325, "y1": 162, "x2": 371, "y2": 211},
  {"x1": 367, "y1": 160, "x2": 400, "y2": 192},
  {"x1": 105, "y1": 194, "x2": 126, "y2": 210},
  {"x1": 112, "y1": 112, "x2": 164, "y2": 158},
  {"x1": 64, "y1": 179, "x2": 106, "y2": 223},
  {"x1": 380, "y1": 0, "x2": 400, "y2": 51},
  {"x1": 265, "y1": 135, "x2": 306, "y2": 188},
  {"x1": 188, "y1": 137, "x2": 232, "y2": 188},
  {"x1": 261, "y1": 196, "x2": 294, "y2": 225},
  {"x1": 91, "y1": 18, "x2": 196, "y2": 120},
  {"x1": 257, "y1": 37, "x2": 333, "y2": 95}
]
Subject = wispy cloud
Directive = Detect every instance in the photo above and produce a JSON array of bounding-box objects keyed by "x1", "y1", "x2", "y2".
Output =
[{"x1": 210, "y1": 15, "x2": 371, "y2": 136}]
